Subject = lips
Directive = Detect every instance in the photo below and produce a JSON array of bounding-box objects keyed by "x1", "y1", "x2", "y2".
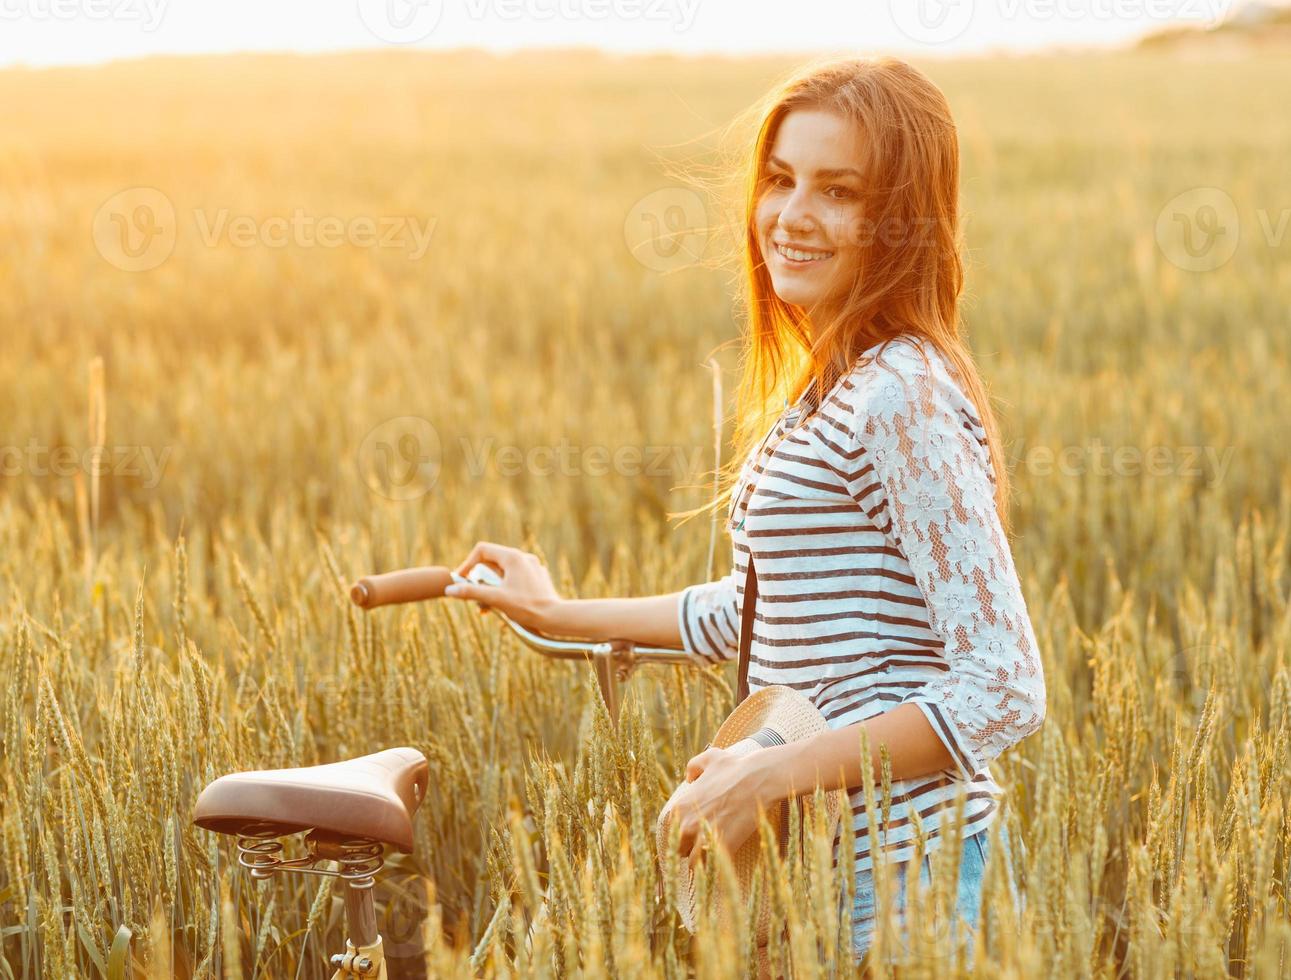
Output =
[{"x1": 774, "y1": 241, "x2": 834, "y2": 263}]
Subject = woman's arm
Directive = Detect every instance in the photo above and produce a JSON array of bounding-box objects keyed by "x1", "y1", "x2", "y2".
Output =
[
  {"x1": 852, "y1": 353, "x2": 1048, "y2": 783},
  {"x1": 742, "y1": 704, "x2": 954, "y2": 808},
  {"x1": 761, "y1": 346, "x2": 1048, "y2": 795},
  {"x1": 535, "y1": 592, "x2": 688, "y2": 648},
  {"x1": 679, "y1": 349, "x2": 1048, "y2": 856},
  {"x1": 441, "y1": 540, "x2": 737, "y2": 658},
  {"x1": 551, "y1": 569, "x2": 743, "y2": 663}
]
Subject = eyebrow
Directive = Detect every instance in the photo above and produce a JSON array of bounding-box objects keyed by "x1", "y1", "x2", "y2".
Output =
[{"x1": 766, "y1": 155, "x2": 862, "y2": 179}]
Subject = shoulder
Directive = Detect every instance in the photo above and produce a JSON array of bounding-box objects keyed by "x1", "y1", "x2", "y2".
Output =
[{"x1": 834, "y1": 335, "x2": 980, "y2": 437}]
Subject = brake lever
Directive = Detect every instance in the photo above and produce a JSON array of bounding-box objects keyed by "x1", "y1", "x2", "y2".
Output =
[{"x1": 452, "y1": 564, "x2": 503, "y2": 589}]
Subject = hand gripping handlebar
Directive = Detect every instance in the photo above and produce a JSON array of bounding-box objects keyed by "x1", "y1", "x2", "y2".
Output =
[{"x1": 350, "y1": 563, "x2": 703, "y2": 720}]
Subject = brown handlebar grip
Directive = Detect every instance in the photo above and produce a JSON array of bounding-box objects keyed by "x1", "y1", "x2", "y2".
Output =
[{"x1": 350, "y1": 566, "x2": 453, "y2": 608}]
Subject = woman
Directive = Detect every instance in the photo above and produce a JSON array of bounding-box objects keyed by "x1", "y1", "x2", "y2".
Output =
[{"x1": 444, "y1": 56, "x2": 1046, "y2": 965}]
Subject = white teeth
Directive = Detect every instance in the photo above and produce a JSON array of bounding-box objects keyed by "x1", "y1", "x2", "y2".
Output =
[{"x1": 776, "y1": 243, "x2": 833, "y2": 262}]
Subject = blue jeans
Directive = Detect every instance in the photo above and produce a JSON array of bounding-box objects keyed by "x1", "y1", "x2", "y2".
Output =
[{"x1": 849, "y1": 822, "x2": 1022, "y2": 966}]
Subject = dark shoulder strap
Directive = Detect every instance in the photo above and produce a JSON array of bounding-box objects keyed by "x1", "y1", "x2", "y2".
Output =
[
  {"x1": 733, "y1": 380, "x2": 823, "y2": 704},
  {"x1": 736, "y1": 555, "x2": 757, "y2": 704}
]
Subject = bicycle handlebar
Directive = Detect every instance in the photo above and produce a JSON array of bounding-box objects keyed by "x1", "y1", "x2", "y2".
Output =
[
  {"x1": 350, "y1": 566, "x2": 454, "y2": 608},
  {"x1": 348, "y1": 563, "x2": 705, "y2": 718},
  {"x1": 349, "y1": 563, "x2": 692, "y2": 660}
]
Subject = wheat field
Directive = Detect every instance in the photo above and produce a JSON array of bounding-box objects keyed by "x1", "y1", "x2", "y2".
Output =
[{"x1": 0, "y1": 48, "x2": 1289, "y2": 978}]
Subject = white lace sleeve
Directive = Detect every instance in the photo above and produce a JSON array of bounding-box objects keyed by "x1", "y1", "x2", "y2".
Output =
[
  {"x1": 855, "y1": 348, "x2": 1046, "y2": 780},
  {"x1": 677, "y1": 568, "x2": 742, "y2": 667}
]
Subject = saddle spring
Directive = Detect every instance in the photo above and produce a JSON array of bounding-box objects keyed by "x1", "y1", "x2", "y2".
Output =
[{"x1": 234, "y1": 822, "x2": 385, "y2": 884}]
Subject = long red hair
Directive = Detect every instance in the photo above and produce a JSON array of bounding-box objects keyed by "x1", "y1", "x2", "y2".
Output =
[{"x1": 674, "y1": 55, "x2": 1012, "y2": 533}]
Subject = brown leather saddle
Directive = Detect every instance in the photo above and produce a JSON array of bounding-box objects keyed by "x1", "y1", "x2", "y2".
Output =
[{"x1": 193, "y1": 747, "x2": 429, "y2": 852}]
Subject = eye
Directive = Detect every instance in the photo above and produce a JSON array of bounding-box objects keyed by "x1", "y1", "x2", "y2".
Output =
[
  {"x1": 827, "y1": 185, "x2": 856, "y2": 200},
  {"x1": 764, "y1": 172, "x2": 792, "y2": 188}
]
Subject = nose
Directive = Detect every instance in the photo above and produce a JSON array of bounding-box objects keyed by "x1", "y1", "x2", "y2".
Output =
[{"x1": 776, "y1": 184, "x2": 818, "y2": 237}]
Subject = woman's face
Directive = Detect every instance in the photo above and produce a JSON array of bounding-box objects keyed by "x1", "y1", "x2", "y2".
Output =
[{"x1": 755, "y1": 107, "x2": 867, "y2": 320}]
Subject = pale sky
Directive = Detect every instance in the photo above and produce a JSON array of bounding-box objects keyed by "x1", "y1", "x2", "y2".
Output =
[{"x1": 0, "y1": 0, "x2": 1257, "y2": 69}]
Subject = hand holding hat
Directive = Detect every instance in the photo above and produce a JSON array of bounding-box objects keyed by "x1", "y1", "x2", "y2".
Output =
[
  {"x1": 656, "y1": 686, "x2": 848, "y2": 939},
  {"x1": 669, "y1": 742, "x2": 779, "y2": 872}
]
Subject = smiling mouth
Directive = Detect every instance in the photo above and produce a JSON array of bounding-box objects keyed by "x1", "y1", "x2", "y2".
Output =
[{"x1": 774, "y1": 242, "x2": 834, "y2": 264}]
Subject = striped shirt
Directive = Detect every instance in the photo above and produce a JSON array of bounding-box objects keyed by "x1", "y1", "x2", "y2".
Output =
[{"x1": 677, "y1": 334, "x2": 1046, "y2": 878}]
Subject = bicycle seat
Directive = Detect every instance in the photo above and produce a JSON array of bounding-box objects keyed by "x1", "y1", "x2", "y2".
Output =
[{"x1": 192, "y1": 747, "x2": 428, "y2": 852}]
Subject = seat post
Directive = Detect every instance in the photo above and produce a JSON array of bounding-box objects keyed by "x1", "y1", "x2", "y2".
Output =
[
  {"x1": 314, "y1": 835, "x2": 388, "y2": 978},
  {"x1": 329, "y1": 881, "x2": 387, "y2": 977},
  {"x1": 345, "y1": 882, "x2": 378, "y2": 947}
]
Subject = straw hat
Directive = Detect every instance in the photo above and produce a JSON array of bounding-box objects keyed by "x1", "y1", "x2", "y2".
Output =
[{"x1": 656, "y1": 685, "x2": 848, "y2": 942}]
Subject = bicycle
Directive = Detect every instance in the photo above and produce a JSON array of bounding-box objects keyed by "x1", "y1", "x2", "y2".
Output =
[{"x1": 193, "y1": 560, "x2": 697, "y2": 977}]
